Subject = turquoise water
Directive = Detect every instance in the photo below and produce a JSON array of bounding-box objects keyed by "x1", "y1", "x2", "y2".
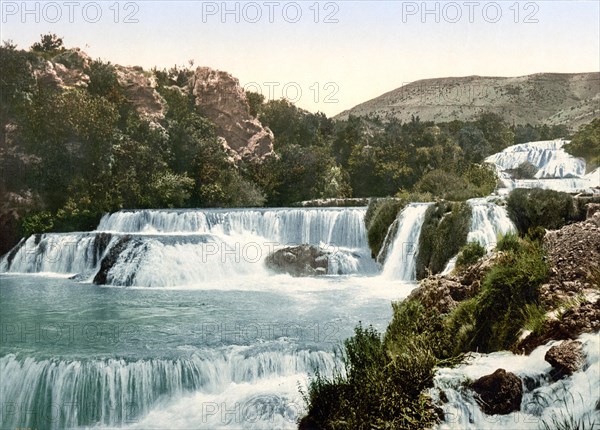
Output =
[{"x1": 0, "y1": 273, "x2": 413, "y2": 429}]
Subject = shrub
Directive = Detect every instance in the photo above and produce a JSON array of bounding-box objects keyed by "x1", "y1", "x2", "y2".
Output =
[
  {"x1": 456, "y1": 242, "x2": 486, "y2": 269},
  {"x1": 507, "y1": 188, "x2": 576, "y2": 235},
  {"x1": 496, "y1": 232, "x2": 521, "y2": 252},
  {"x1": 303, "y1": 310, "x2": 448, "y2": 429},
  {"x1": 467, "y1": 239, "x2": 548, "y2": 352},
  {"x1": 365, "y1": 198, "x2": 405, "y2": 258},
  {"x1": 21, "y1": 211, "x2": 54, "y2": 237},
  {"x1": 416, "y1": 201, "x2": 472, "y2": 279}
]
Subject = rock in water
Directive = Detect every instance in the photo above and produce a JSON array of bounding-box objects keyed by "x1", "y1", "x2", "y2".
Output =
[
  {"x1": 265, "y1": 245, "x2": 329, "y2": 277},
  {"x1": 545, "y1": 340, "x2": 584, "y2": 378},
  {"x1": 470, "y1": 369, "x2": 523, "y2": 415}
]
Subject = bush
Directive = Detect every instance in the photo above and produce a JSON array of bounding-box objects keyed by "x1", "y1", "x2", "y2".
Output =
[
  {"x1": 451, "y1": 239, "x2": 549, "y2": 352},
  {"x1": 456, "y1": 242, "x2": 486, "y2": 269},
  {"x1": 416, "y1": 201, "x2": 472, "y2": 279},
  {"x1": 496, "y1": 232, "x2": 521, "y2": 252},
  {"x1": 365, "y1": 198, "x2": 405, "y2": 258},
  {"x1": 507, "y1": 188, "x2": 576, "y2": 235},
  {"x1": 303, "y1": 310, "x2": 447, "y2": 429}
]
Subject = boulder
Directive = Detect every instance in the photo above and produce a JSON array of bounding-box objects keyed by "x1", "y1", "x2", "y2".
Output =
[
  {"x1": 191, "y1": 67, "x2": 274, "y2": 161},
  {"x1": 470, "y1": 369, "x2": 523, "y2": 415},
  {"x1": 265, "y1": 245, "x2": 329, "y2": 277},
  {"x1": 544, "y1": 340, "x2": 584, "y2": 378}
]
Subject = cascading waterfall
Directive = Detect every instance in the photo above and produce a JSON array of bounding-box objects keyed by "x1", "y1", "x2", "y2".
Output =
[
  {"x1": 485, "y1": 139, "x2": 599, "y2": 194},
  {"x1": 380, "y1": 203, "x2": 431, "y2": 281},
  {"x1": 0, "y1": 346, "x2": 340, "y2": 430},
  {"x1": 0, "y1": 207, "x2": 374, "y2": 286},
  {"x1": 433, "y1": 332, "x2": 600, "y2": 430},
  {"x1": 466, "y1": 198, "x2": 516, "y2": 250}
]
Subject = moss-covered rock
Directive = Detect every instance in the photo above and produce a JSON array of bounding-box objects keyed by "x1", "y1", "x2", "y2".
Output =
[
  {"x1": 364, "y1": 198, "x2": 405, "y2": 259},
  {"x1": 416, "y1": 201, "x2": 472, "y2": 280}
]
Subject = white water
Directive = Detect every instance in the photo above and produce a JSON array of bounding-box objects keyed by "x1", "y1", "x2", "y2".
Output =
[
  {"x1": 434, "y1": 332, "x2": 600, "y2": 429},
  {"x1": 486, "y1": 139, "x2": 599, "y2": 194},
  {"x1": 381, "y1": 203, "x2": 431, "y2": 281},
  {"x1": 0, "y1": 344, "x2": 340, "y2": 430},
  {"x1": 466, "y1": 198, "x2": 516, "y2": 251},
  {"x1": 0, "y1": 208, "x2": 377, "y2": 286}
]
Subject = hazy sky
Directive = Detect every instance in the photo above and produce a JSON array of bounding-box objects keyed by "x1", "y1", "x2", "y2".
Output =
[{"x1": 2, "y1": 1, "x2": 599, "y2": 116}]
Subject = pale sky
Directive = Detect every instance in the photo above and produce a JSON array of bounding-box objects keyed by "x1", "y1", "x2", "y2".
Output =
[{"x1": 2, "y1": 1, "x2": 599, "y2": 116}]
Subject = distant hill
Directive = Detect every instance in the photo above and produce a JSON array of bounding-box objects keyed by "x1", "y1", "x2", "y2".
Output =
[{"x1": 335, "y1": 73, "x2": 600, "y2": 128}]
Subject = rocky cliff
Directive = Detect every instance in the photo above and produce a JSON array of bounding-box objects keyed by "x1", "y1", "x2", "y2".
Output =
[
  {"x1": 31, "y1": 48, "x2": 274, "y2": 161},
  {"x1": 336, "y1": 72, "x2": 600, "y2": 129}
]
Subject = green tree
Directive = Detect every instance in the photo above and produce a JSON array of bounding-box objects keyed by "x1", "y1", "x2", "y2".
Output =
[
  {"x1": 564, "y1": 118, "x2": 600, "y2": 170},
  {"x1": 30, "y1": 33, "x2": 64, "y2": 53}
]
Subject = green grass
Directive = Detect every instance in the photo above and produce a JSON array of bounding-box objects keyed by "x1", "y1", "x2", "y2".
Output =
[{"x1": 456, "y1": 242, "x2": 487, "y2": 269}]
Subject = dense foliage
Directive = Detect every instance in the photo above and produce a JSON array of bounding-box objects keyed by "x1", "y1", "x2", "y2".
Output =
[
  {"x1": 302, "y1": 304, "x2": 454, "y2": 429},
  {"x1": 416, "y1": 201, "x2": 472, "y2": 279},
  {"x1": 564, "y1": 118, "x2": 600, "y2": 171},
  {"x1": 507, "y1": 188, "x2": 576, "y2": 235}
]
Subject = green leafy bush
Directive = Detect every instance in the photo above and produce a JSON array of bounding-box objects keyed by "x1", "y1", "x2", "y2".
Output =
[
  {"x1": 365, "y1": 198, "x2": 405, "y2": 258},
  {"x1": 564, "y1": 118, "x2": 600, "y2": 171},
  {"x1": 303, "y1": 310, "x2": 447, "y2": 429},
  {"x1": 448, "y1": 238, "x2": 549, "y2": 353},
  {"x1": 507, "y1": 188, "x2": 576, "y2": 235},
  {"x1": 416, "y1": 201, "x2": 472, "y2": 279},
  {"x1": 456, "y1": 242, "x2": 486, "y2": 269},
  {"x1": 496, "y1": 232, "x2": 521, "y2": 252}
]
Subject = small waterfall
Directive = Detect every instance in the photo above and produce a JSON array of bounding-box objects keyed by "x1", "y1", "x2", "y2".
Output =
[
  {"x1": 381, "y1": 203, "x2": 431, "y2": 281},
  {"x1": 433, "y1": 332, "x2": 600, "y2": 430},
  {"x1": 466, "y1": 198, "x2": 516, "y2": 251},
  {"x1": 0, "y1": 232, "x2": 115, "y2": 275},
  {"x1": 0, "y1": 347, "x2": 340, "y2": 430}
]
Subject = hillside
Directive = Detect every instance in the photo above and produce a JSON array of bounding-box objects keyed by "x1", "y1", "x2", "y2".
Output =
[{"x1": 335, "y1": 73, "x2": 600, "y2": 128}]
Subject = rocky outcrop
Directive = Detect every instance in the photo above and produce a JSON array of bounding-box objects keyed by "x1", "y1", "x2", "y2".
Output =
[
  {"x1": 545, "y1": 340, "x2": 585, "y2": 378},
  {"x1": 93, "y1": 235, "x2": 135, "y2": 285},
  {"x1": 115, "y1": 66, "x2": 165, "y2": 124},
  {"x1": 407, "y1": 253, "x2": 500, "y2": 314},
  {"x1": 265, "y1": 245, "x2": 329, "y2": 276},
  {"x1": 470, "y1": 369, "x2": 523, "y2": 415},
  {"x1": 191, "y1": 67, "x2": 274, "y2": 161},
  {"x1": 541, "y1": 218, "x2": 600, "y2": 307},
  {"x1": 518, "y1": 300, "x2": 600, "y2": 353}
]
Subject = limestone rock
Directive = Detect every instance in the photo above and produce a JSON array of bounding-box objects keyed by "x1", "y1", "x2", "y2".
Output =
[
  {"x1": 265, "y1": 245, "x2": 329, "y2": 277},
  {"x1": 470, "y1": 369, "x2": 523, "y2": 415},
  {"x1": 191, "y1": 67, "x2": 274, "y2": 161},
  {"x1": 115, "y1": 65, "x2": 165, "y2": 124},
  {"x1": 545, "y1": 340, "x2": 585, "y2": 378}
]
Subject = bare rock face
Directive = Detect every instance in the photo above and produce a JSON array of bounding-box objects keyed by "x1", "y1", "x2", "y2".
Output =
[
  {"x1": 544, "y1": 340, "x2": 585, "y2": 378},
  {"x1": 470, "y1": 369, "x2": 523, "y2": 415},
  {"x1": 115, "y1": 66, "x2": 165, "y2": 124},
  {"x1": 265, "y1": 245, "x2": 329, "y2": 277},
  {"x1": 191, "y1": 67, "x2": 274, "y2": 161}
]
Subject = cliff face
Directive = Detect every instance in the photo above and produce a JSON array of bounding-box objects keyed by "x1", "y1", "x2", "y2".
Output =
[
  {"x1": 32, "y1": 49, "x2": 274, "y2": 161},
  {"x1": 191, "y1": 67, "x2": 274, "y2": 161},
  {"x1": 336, "y1": 73, "x2": 600, "y2": 129}
]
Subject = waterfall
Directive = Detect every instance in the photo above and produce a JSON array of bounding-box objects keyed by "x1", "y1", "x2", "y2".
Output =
[
  {"x1": 0, "y1": 207, "x2": 374, "y2": 286},
  {"x1": 432, "y1": 332, "x2": 600, "y2": 430},
  {"x1": 0, "y1": 346, "x2": 340, "y2": 430},
  {"x1": 380, "y1": 203, "x2": 431, "y2": 281},
  {"x1": 97, "y1": 207, "x2": 368, "y2": 249},
  {"x1": 466, "y1": 198, "x2": 516, "y2": 251},
  {"x1": 485, "y1": 139, "x2": 598, "y2": 194}
]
